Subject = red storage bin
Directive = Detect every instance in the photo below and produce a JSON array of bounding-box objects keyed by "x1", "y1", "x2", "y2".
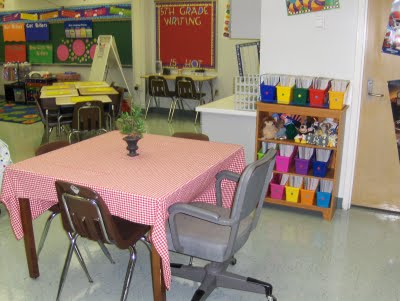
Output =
[{"x1": 309, "y1": 87, "x2": 329, "y2": 107}]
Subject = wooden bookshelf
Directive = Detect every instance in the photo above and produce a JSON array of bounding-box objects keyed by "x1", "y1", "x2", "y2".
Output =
[{"x1": 256, "y1": 102, "x2": 348, "y2": 220}]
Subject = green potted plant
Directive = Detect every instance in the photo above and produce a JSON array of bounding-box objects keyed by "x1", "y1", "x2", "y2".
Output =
[{"x1": 117, "y1": 104, "x2": 145, "y2": 157}]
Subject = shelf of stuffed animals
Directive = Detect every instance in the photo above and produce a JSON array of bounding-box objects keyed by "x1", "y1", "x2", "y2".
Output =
[{"x1": 255, "y1": 102, "x2": 348, "y2": 221}]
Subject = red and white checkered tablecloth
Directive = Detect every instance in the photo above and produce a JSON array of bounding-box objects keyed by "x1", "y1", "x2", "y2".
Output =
[{"x1": 0, "y1": 131, "x2": 245, "y2": 289}]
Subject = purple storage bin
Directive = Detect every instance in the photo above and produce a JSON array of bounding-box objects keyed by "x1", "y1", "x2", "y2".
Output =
[{"x1": 295, "y1": 157, "x2": 310, "y2": 175}]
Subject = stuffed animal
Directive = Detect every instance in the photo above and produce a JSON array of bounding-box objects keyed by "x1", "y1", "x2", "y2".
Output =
[
  {"x1": 285, "y1": 123, "x2": 298, "y2": 140},
  {"x1": 275, "y1": 119, "x2": 287, "y2": 139},
  {"x1": 261, "y1": 117, "x2": 278, "y2": 139}
]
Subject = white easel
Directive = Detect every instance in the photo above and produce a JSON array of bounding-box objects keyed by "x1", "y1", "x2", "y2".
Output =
[{"x1": 89, "y1": 35, "x2": 132, "y2": 96}]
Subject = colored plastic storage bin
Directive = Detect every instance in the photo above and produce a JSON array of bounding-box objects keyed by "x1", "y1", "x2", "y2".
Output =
[
  {"x1": 270, "y1": 183, "x2": 285, "y2": 200},
  {"x1": 295, "y1": 157, "x2": 311, "y2": 175},
  {"x1": 286, "y1": 186, "x2": 300, "y2": 203},
  {"x1": 260, "y1": 84, "x2": 276, "y2": 103},
  {"x1": 300, "y1": 189, "x2": 316, "y2": 206},
  {"x1": 309, "y1": 86, "x2": 329, "y2": 107},
  {"x1": 257, "y1": 149, "x2": 265, "y2": 160},
  {"x1": 328, "y1": 89, "x2": 346, "y2": 110},
  {"x1": 313, "y1": 161, "x2": 329, "y2": 178},
  {"x1": 276, "y1": 155, "x2": 292, "y2": 172},
  {"x1": 276, "y1": 84, "x2": 294, "y2": 104},
  {"x1": 292, "y1": 87, "x2": 309, "y2": 106},
  {"x1": 316, "y1": 191, "x2": 331, "y2": 208}
]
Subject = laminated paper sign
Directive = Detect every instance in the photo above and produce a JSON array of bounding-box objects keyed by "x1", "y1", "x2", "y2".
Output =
[
  {"x1": 64, "y1": 20, "x2": 93, "y2": 39},
  {"x1": 2, "y1": 13, "x2": 20, "y2": 23},
  {"x1": 3, "y1": 23, "x2": 25, "y2": 42},
  {"x1": 21, "y1": 13, "x2": 38, "y2": 21},
  {"x1": 5, "y1": 44, "x2": 26, "y2": 62},
  {"x1": 25, "y1": 22, "x2": 49, "y2": 41},
  {"x1": 29, "y1": 44, "x2": 53, "y2": 64},
  {"x1": 40, "y1": 10, "x2": 59, "y2": 20}
]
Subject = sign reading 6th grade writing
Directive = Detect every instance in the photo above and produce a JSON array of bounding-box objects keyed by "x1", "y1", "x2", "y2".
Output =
[{"x1": 156, "y1": 1, "x2": 216, "y2": 69}]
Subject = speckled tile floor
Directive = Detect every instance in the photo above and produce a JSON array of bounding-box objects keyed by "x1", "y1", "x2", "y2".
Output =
[{"x1": 1, "y1": 112, "x2": 400, "y2": 301}]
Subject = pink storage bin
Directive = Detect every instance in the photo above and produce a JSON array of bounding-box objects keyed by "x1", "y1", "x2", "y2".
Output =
[
  {"x1": 269, "y1": 174, "x2": 285, "y2": 200},
  {"x1": 275, "y1": 146, "x2": 296, "y2": 173}
]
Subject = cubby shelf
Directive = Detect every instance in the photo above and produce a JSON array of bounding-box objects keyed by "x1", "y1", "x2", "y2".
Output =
[
  {"x1": 258, "y1": 138, "x2": 337, "y2": 151},
  {"x1": 265, "y1": 197, "x2": 331, "y2": 220},
  {"x1": 255, "y1": 102, "x2": 348, "y2": 221}
]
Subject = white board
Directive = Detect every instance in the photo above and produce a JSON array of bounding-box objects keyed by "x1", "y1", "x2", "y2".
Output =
[{"x1": 230, "y1": 0, "x2": 261, "y2": 39}]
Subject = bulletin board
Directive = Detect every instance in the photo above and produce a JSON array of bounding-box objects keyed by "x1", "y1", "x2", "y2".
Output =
[
  {"x1": 0, "y1": 20, "x2": 132, "y2": 65},
  {"x1": 155, "y1": 1, "x2": 216, "y2": 69}
]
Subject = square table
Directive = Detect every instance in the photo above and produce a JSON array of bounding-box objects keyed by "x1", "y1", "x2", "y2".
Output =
[{"x1": 0, "y1": 132, "x2": 245, "y2": 300}]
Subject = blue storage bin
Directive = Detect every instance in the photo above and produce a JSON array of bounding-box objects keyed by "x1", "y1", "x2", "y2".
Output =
[
  {"x1": 313, "y1": 160, "x2": 328, "y2": 177},
  {"x1": 260, "y1": 84, "x2": 276, "y2": 103},
  {"x1": 316, "y1": 191, "x2": 331, "y2": 208}
]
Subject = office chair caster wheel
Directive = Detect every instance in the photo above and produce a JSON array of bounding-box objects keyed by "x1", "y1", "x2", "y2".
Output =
[
  {"x1": 267, "y1": 295, "x2": 277, "y2": 301},
  {"x1": 230, "y1": 257, "x2": 237, "y2": 265}
]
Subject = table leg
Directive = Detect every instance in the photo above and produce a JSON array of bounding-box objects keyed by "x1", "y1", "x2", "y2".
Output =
[
  {"x1": 19, "y1": 197, "x2": 39, "y2": 279},
  {"x1": 151, "y1": 245, "x2": 166, "y2": 301},
  {"x1": 45, "y1": 109, "x2": 49, "y2": 143},
  {"x1": 209, "y1": 79, "x2": 215, "y2": 101}
]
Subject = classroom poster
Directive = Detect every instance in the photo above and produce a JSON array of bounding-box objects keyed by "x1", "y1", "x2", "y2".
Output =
[
  {"x1": 286, "y1": 0, "x2": 340, "y2": 16},
  {"x1": 5, "y1": 44, "x2": 26, "y2": 62},
  {"x1": 29, "y1": 44, "x2": 53, "y2": 64},
  {"x1": 388, "y1": 80, "x2": 400, "y2": 160},
  {"x1": 382, "y1": 0, "x2": 400, "y2": 56},
  {"x1": 155, "y1": 1, "x2": 216, "y2": 69},
  {"x1": 56, "y1": 38, "x2": 97, "y2": 63},
  {"x1": 3, "y1": 23, "x2": 25, "y2": 42},
  {"x1": 25, "y1": 22, "x2": 49, "y2": 41},
  {"x1": 64, "y1": 21, "x2": 93, "y2": 39}
]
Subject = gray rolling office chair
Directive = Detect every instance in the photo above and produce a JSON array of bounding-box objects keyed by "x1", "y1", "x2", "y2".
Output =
[{"x1": 167, "y1": 149, "x2": 277, "y2": 301}]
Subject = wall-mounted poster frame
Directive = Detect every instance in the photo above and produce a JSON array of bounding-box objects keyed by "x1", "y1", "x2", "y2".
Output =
[{"x1": 155, "y1": 1, "x2": 216, "y2": 69}]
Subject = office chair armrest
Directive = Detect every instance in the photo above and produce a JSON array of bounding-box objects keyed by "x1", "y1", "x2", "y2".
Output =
[
  {"x1": 215, "y1": 171, "x2": 240, "y2": 207},
  {"x1": 168, "y1": 203, "x2": 233, "y2": 252}
]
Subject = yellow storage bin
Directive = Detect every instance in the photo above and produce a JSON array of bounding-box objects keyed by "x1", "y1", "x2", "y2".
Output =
[
  {"x1": 286, "y1": 186, "x2": 301, "y2": 203},
  {"x1": 328, "y1": 82, "x2": 349, "y2": 110},
  {"x1": 276, "y1": 84, "x2": 294, "y2": 104}
]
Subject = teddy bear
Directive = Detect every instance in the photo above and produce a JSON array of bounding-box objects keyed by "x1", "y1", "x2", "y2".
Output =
[{"x1": 261, "y1": 117, "x2": 278, "y2": 139}]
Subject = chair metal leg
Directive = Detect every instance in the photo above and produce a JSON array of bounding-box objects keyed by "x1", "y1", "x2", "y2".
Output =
[
  {"x1": 67, "y1": 232, "x2": 93, "y2": 283},
  {"x1": 37, "y1": 211, "x2": 59, "y2": 256},
  {"x1": 145, "y1": 96, "x2": 153, "y2": 119},
  {"x1": 169, "y1": 98, "x2": 179, "y2": 123},
  {"x1": 139, "y1": 236, "x2": 152, "y2": 253},
  {"x1": 56, "y1": 233, "x2": 78, "y2": 301},
  {"x1": 97, "y1": 240, "x2": 115, "y2": 264},
  {"x1": 194, "y1": 111, "x2": 200, "y2": 125},
  {"x1": 120, "y1": 246, "x2": 137, "y2": 301}
]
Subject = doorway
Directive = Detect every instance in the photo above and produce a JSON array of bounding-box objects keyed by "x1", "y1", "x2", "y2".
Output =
[{"x1": 352, "y1": 0, "x2": 400, "y2": 210}]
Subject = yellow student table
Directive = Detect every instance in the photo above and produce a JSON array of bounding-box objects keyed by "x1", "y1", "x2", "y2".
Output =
[
  {"x1": 40, "y1": 88, "x2": 79, "y2": 98},
  {"x1": 55, "y1": 95, "x2": 112, "y2": 106},
  {"x1": 78, "y1": 86, "x2": 118, "y2": 96}
]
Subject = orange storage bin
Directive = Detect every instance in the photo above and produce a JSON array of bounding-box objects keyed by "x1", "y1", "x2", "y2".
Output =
[{"x1": 300, "y1": 189, "x2": 316, "y2": 205}]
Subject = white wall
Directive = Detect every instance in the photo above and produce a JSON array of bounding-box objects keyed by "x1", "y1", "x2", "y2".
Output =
[
  {"x1": 259, "y1": 0, "x2": 361, "y2": 205},
  {"x1": 0, "y1": 0, "x2": 132, "y2": 95}
]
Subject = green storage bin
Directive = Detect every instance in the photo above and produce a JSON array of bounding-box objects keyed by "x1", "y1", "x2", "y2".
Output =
[{"x1": 292, "y1": 87, "x2": 309, "y2": 106}]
